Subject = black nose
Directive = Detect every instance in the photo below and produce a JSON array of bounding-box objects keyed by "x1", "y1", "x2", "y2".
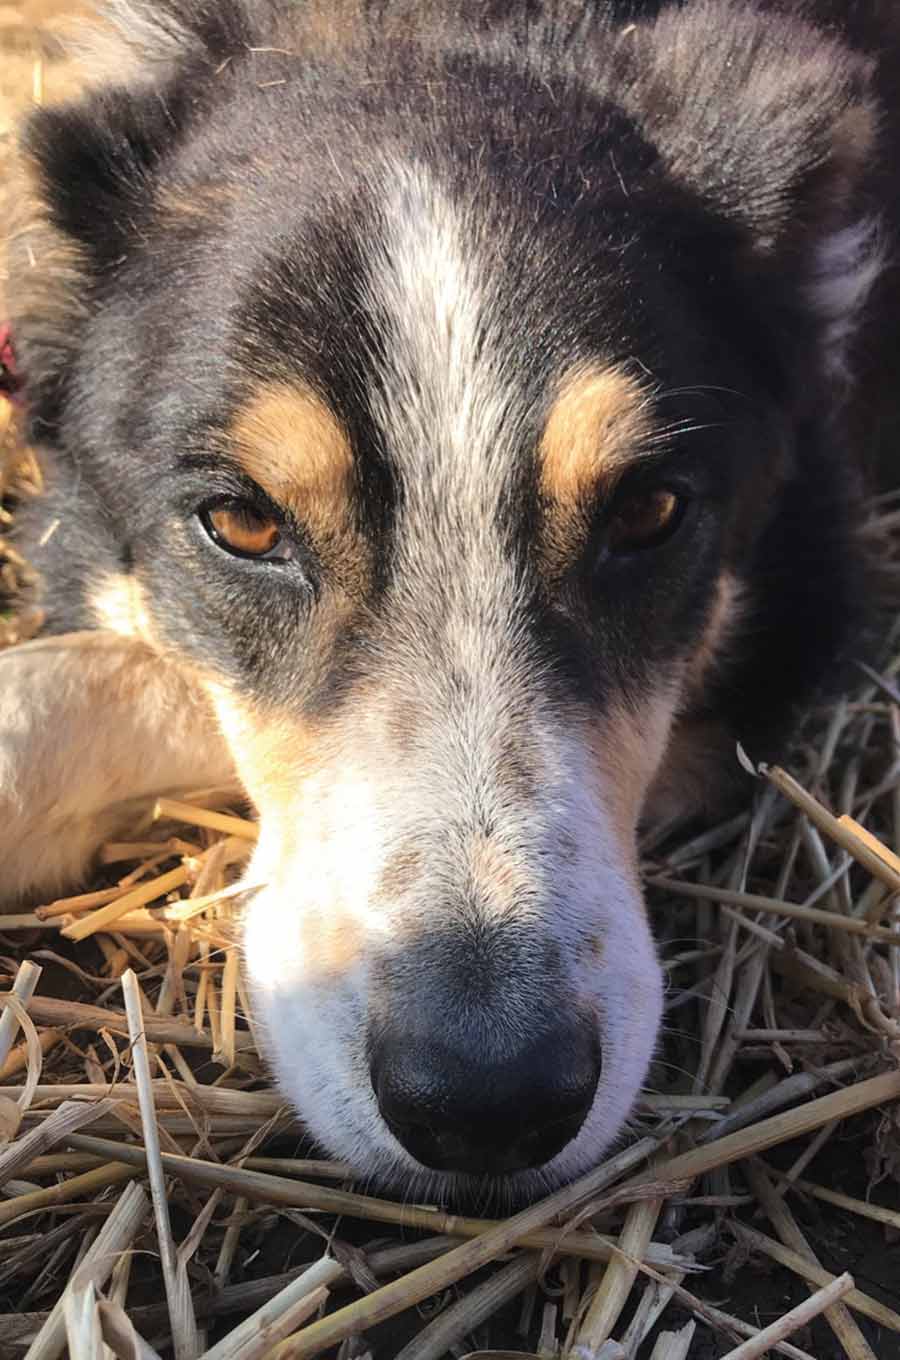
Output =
[{"x1": 369, "y1": 1016, "x2": 600, "y2": 1176}]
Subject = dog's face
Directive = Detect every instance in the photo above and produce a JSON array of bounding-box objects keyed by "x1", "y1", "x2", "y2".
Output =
[{"x1": 11, "y1": 0, "x2": 880, "y2": 1197}]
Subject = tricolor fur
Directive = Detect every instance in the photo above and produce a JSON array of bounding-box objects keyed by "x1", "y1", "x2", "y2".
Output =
[{"x1": 1, "y1": 0, "x2": 897, "y2": 1199}]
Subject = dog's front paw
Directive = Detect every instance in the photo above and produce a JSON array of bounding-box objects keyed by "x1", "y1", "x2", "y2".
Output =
[{"x1": 0, "y1": 631, "x2": 235, "y2": 903}]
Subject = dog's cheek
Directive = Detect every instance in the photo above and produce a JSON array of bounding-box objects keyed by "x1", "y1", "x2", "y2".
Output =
[
  {"x1": 548, "y1": 729, "x2": 668, "y2": 1174},
  {"x1": 582, "y1": 688, "x2": 681, "y2": 846}
]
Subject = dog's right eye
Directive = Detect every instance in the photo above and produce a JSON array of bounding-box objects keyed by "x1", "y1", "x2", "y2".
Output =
[
  {"x1": 200, "y1": 499, "x2": 289, "y2": 560},
  {"x1": 606, "y1": 487, "x2": 686, "y2": 555}
]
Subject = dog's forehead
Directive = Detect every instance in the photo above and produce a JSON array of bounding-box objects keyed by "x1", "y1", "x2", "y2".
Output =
[
  {"x1": 231, "y1": 160, "x2": 652, "y2": 553},
  {"x1": 363, "y1": 161, "x2": 551, "y2": 545}
]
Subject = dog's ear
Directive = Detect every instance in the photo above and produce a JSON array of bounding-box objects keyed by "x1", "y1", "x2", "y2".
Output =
[
  {"x1": 618, "y1": 0, "x2": 882, "y2": 382},
  {"x1": 22, "y1": 0, "x2": 256, "y2": 254},
  {"x1": 7, "y1": 0, "x2": 257, "y2": 439}
]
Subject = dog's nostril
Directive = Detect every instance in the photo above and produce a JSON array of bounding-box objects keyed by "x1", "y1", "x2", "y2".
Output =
[{"x1": 370, "y1": 1016, "x2": 600, "y2": 1176}]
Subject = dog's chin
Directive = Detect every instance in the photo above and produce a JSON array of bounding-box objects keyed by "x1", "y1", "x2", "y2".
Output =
[
  {"x1": 294, "y1": 1086, "x2": 645, "y2": 1212},
  {"x1": 359, "y1": 1130, "x2": 629, "y2": 1211},
  {"x1": 367, "y1": 1161, "x2": 562, "y2": 1213},
  {"x1": 370, "y1": 1073, "x2": 653, "y2": 1209}
]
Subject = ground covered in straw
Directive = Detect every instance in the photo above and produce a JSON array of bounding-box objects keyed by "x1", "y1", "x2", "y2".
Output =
[{"x1": 3, "y1": 5, "x2": 900, "y2": 1357}]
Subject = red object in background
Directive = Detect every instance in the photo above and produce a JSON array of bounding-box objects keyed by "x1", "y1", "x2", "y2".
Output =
[{"x1": 0, "y1": 322, "x2": 23, "y2": 406}]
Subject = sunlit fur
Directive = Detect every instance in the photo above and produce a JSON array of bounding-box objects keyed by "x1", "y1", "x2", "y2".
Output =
[{"x1": 2, "y1": 0, "x2": 896, "y2": 1202}]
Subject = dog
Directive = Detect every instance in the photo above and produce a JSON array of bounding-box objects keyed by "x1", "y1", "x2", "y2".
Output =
[{"x1": 1, "y1": 0, "x2": 897, "y2": 1200}]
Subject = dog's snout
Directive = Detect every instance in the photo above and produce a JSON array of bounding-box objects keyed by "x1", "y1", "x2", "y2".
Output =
[{"x1": 370, "y1": 1016, "x2": 601, "y2": 1176}]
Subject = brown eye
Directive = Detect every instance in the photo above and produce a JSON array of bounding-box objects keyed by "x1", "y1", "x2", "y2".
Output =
[
  {"x1": 203, "y1": 500, "x2": 286, "y2": 559},
  {"x1": 607, "y1": 488, "x2": 684, "y2": 555}
]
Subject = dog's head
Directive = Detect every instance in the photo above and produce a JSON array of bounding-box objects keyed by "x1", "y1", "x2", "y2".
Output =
[{"x1": 10, "y1": 0, "x2": 880, "y2": 1197}]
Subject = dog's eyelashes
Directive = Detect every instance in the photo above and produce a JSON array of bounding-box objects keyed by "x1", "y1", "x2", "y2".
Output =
[
  {"x1": 200, "y1": 498, "x2": 291, "y2": 561},
  {"x1": 607, "y1": 488, "x2": 685, "y2": 555}
]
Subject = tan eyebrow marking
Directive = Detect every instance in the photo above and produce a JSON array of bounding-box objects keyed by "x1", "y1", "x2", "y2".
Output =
[
  {"x1": 538, "y1": 364, "x2": 652, "y2": 571},
  {"x1": 230, "y1": 381, "x2": 354, "y2": 512},
  {"x1": 227, "y1": 381, "x2": 368, "y2": 593},
  {"x1": 540, "y1": 364, "x2": 651, "y2": 505}
]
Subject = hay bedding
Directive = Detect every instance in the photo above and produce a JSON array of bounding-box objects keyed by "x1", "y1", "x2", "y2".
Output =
[{"x1": 3, "y1": 14, "x2": 900, "y2": 1360}]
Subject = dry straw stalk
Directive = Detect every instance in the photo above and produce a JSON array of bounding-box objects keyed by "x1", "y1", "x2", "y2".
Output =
[
  {"x1": 24, "y1": 1179, "x2": 149, "y2": 1360},
  {"x1": 120, "y1": 970, "x2": 199, "y2": 1360},
  {"x1": 718, "y1": 1274, "x2": 855, "y2": 1360}
]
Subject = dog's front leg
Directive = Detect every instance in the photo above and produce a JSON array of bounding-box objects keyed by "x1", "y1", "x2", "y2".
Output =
[{"x1": 0, "y1": 631, "x2": 236, "y2": 903}]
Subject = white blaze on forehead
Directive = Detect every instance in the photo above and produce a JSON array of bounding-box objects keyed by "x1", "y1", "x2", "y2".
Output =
[
  {"x1": 367, "y1": 161, "x2": 517, "y2": 519},
  {"x1": 364, "y1": 161, "x2": 546, "y2": 809}
]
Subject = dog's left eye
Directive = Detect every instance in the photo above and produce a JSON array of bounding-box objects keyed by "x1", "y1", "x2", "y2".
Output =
[
  {"x1": 200, "y1": 499, "x2": 290, "y2": 561},
  {"x1": 607, "y1": 488, "x2": 685, "y2": 554}
]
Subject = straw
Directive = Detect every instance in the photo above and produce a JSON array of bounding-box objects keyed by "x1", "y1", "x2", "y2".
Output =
[
  {"x1": 718, "y1": 1274, "x2": 855, "y2": 1360},
  {"x1": 152, "y1": 800, "x2": 259, "y2": 842},
  {"x1": 0, "y1": 961, "x2": 42, "y2": 1069},
  {"x1": 17, "y1": 998, "x2": 254, "y2": 1052},
  {"x1": 394, "y1": 1254, "x2": 540, "y2": 1360},
  {"x1": 24, "y1": 1180, "x2": 149, "y2": 1360},
  {"x1": 574, "y1": 1193, "x2": 664, "y2": 1349},
  {"x1": 729, "y1": 1223, "x2": 900, "y2": 1331},
  {"x1": 63, "y1": 1279, "x2": 103, "y2": 1360},
  {"x1": 96, "y1": 1300, "x2": 164, "y2": 1360},
  {"x1": 120, "y1": 970, "x2": 199, "y2": 1360},
  {"x1": 199, "y1": 1258, "x2": 336, "y2": 1360},
  {"x1": 744, "y1": 1161, "x2": 876, "y2": 1360},
  {"x1": 63, "y1": 1133, "x2": 688, "y2": 1269}
]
